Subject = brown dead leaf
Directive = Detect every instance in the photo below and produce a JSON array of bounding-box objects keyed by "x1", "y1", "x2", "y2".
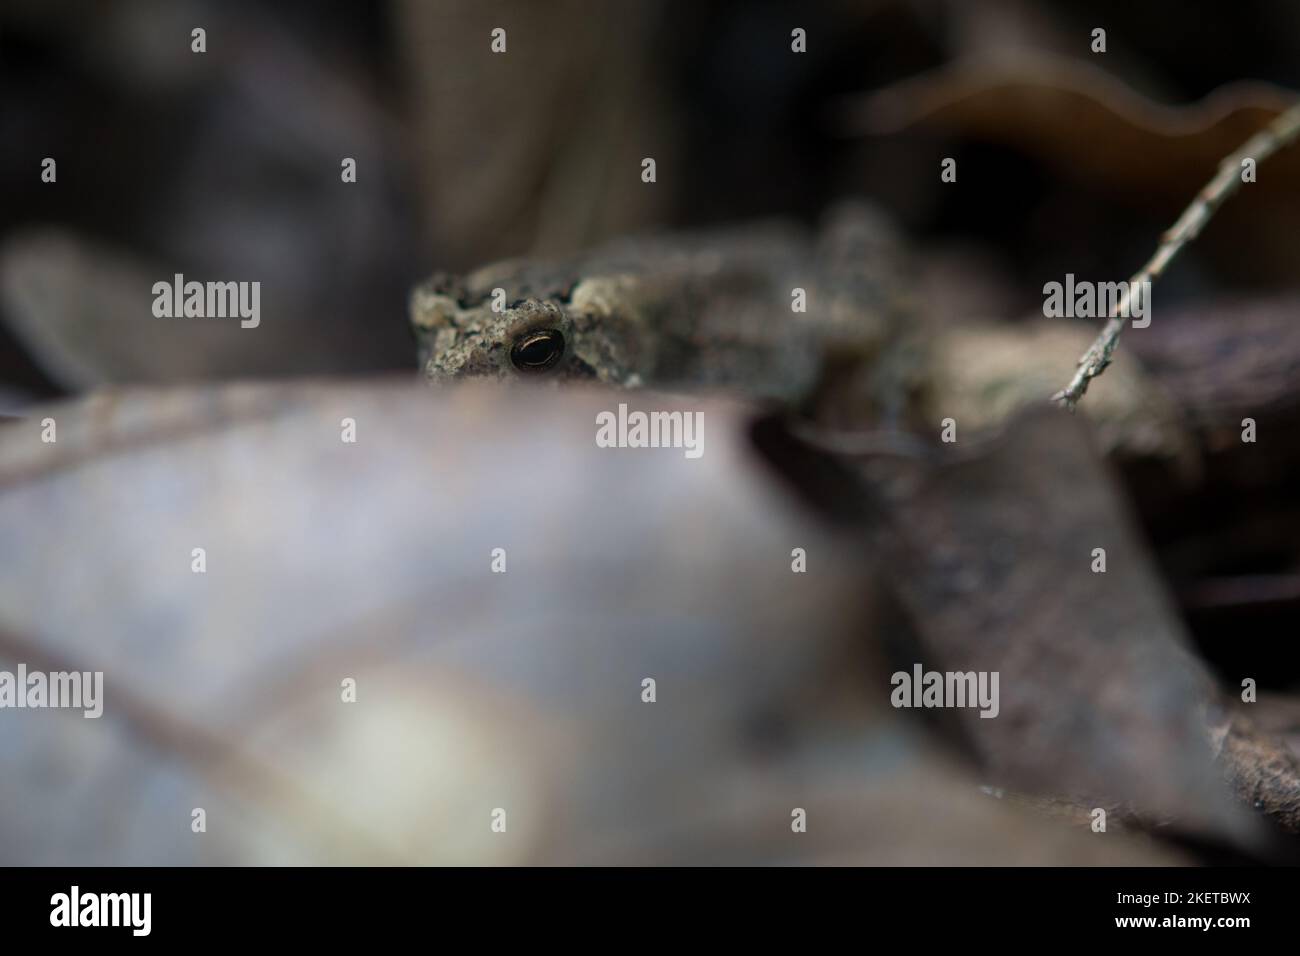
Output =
[
  {"x1": 843, "y1": 53, "x2": 1300, "y2": 280},
  {"x1": 871, "y1": 407, "x2": 1260, "y2": 844}
]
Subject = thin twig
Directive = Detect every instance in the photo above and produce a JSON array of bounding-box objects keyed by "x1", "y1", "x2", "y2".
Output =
[{"x1": 1053, "y1": 100, "x2": 1300, "y2": 408}]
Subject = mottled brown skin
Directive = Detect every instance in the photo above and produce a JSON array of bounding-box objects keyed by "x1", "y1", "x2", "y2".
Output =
[{"x1": 410, "y1": 202, "x2": 916, "y2": 419}]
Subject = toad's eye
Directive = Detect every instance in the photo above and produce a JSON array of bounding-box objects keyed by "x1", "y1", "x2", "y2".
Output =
[{"x1": 510, "y1": 329, "x2": 565, "y2": 372}]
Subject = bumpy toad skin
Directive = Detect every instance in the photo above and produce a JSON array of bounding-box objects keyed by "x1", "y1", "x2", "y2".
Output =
[{"x1": 410, "y1": 202, "x2": 913, "y2": 412}]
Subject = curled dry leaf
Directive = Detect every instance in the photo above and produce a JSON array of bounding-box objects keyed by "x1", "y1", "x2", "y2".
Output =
[
  {"x1": 843, "y1": 53, "x2": 1298, "y2": 197},
  {"x1": 0, "y1": 229, "x2": 414, "y2": 389},
  {"x1": 842, "y1": 53, "x2": 1300, "y2": 281},
  {"x1": 0, "y1": 232, "x2": 285, "y2": 388},
  {"x1": 0, "y1": 381, "x2": 1183, "y2": 864},
  {"x1": 869, "y1": 407, "x2": 1261, "y2": 845}
]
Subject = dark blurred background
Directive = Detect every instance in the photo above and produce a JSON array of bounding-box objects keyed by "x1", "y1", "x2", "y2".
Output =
[{"x1": 6, "y1": 0, "x2": 1300, "y2": 396}]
